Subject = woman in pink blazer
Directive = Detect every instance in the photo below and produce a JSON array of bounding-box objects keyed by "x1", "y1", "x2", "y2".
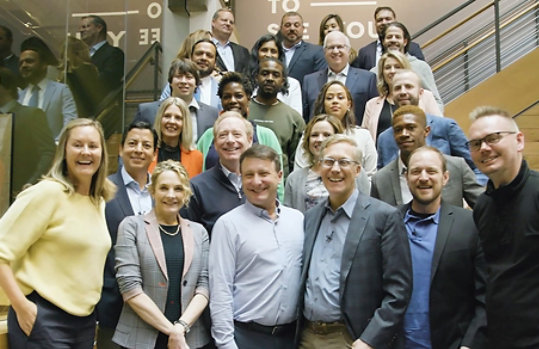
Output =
[{"x1": 361, "y1": 51, "x2": 441, "y2": 142}]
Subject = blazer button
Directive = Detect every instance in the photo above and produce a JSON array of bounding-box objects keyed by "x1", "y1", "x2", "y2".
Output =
[{"x1": 183, "y1": 280, "x2": 187, "y2": 286}]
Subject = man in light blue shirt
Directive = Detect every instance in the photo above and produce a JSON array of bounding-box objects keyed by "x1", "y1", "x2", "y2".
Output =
[{"x1": 209, "y1": 144, "x2": 304, "y2": 349}]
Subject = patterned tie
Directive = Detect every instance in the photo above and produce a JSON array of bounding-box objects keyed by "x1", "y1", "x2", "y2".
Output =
[{"x1": 27, "y1": 85, "x2": 40, "y2": 107}]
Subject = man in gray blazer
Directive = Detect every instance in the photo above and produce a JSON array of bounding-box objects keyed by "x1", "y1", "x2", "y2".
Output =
[
  {"x1": 297, "y1": 134, "x2": 412, "y2": 349},
  {"x1": 279, "y1": 11, "x2": 327, "y2": 86},
  {"x1": 135, "y1": 59, "x2": 218, "y2": 143},
  {"x1": 371, "y1": 105, "x2": 484, "y2": 208},
  {"x1": 18, "y1": 47, "x2": 76, "y2": 139},
  {"x1": 302, "y1": 31, "x2": 378, "y2": 124}
]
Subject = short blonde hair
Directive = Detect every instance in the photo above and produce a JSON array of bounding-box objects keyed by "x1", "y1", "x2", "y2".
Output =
[
  {"x1": 320, "y1": 134, "x2": 363, "y2": 163},
  {"x1": 149, "y1": 160, "x2": 192, "y2": 208},
  {"x1": 377, "y1": 50, "x2": 412, "y2": 97},
  {"x1": 213, "y1": 111, "x2": 254, "y2": 139},
  {"x1": 154, "y1": 97, "x2": 194, "y2": 151},
  {"x1": 45, "y1": 118, "x2": 116, "y2": 204},
  {"x1": 469, "y1": 106, "x2": 519, "y2": 131}
]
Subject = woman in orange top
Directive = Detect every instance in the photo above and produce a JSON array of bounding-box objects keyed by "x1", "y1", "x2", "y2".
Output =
[{"x1": 150, "y1": 97, "x2": 203, "y2": 178}]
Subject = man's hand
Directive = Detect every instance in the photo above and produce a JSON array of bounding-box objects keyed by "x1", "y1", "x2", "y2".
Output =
[{"x1": 352, "y1": 338, "x2": 374, "y2": 349}]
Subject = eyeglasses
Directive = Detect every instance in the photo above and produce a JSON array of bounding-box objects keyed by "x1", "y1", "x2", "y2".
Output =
[
  {"x1": 325, "y1": 45, "x2": 348, "y2": 52},
  {"x1": 320, "y1": 157, "x2": 359, "y2": 168},
  {"x1": 466, "y1": 131, "x2": 516, "y2": 151}
]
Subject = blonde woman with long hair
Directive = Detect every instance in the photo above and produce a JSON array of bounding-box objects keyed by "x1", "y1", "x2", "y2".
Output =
[{"x1": 0, "y1": 118, "x2": 115, "y2": 348}]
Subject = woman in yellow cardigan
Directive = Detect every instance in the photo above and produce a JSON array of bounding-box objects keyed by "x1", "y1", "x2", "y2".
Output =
[
  {"x1": 149, "y1": 97, "x2": 203, "y2": 178},
  {"x1": 0, "y1": 118, "x2": 116, "y2": 348}
]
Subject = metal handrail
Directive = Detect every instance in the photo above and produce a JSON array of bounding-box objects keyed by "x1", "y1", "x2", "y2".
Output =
[
  {"x1": 431, "y1": 1, "x2": 539, "y2": 73},
  {"x1": 514, "y1": 100, "x2": 539, "y2": 118},
  {"x1": 412, "y1": 0, "x2": 477, "y2": 39},
  {"x1": 422, "y1": 2, "x2": 494, "y2": 49}
]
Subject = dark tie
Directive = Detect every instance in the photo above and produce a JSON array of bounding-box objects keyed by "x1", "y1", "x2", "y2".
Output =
[{"x1": 28, "y1": 85, "x2": 40, "y2": 107}]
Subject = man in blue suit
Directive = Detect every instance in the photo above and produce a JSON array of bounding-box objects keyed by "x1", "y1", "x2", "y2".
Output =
[
  {"x1": 302, "y1": 31, "x2": 378, "y2": 124},
  {"x1": 376, "y1": 70, "x2": 487, "y2": 185},
  {"x1": 351, "y1": 6, "x2": 425, "y2": 71},
  {"x1": 96, "y1": 120, "x2": 157, "y2": 349},
  {"x1": 135, "y1": 59, "x2": 218, "y2": 143},
  {"x1": 18, "y1": 47, "x2": 77, "y2": 139},
  {"x1": 279, "y1": 11, "x2": 327, "y2": 86}
]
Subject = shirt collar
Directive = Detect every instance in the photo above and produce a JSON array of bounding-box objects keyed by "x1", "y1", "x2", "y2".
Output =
[
  {"x1": 91, "y1": 40, "x2": 107, "y2": 54},
  {"x1": 188, "y1": 98, "x2": 200, "y2": 110},
  {"x1": 244, "y1": 199, "x2": 281, "y2": 221},
  {"x1": 121, "y1": 165, "x2": 150, "y2": 189},
  {"x1": 398, "y1": 154, "x2": 407, "y2": 175},
  {"x1": 328, "y1": 63, "x2": 350, "y2": 77},
  {"x1": 282, "y1": 40, "x2": 302, "y2": 51},
  {"x1": 212, "y1": 37, "x2": 230, "y2": 47},
  {"x1": 404, "y1": 205, "x2": 441, "y2": 225},
  {"x1": 325, "y1": 189, "x2": 358, "y2": 218}
]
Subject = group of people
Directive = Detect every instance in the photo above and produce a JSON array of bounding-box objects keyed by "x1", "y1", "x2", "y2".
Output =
[{"x1": 0, "y1": 5, "x2": 537, "y2": 349}]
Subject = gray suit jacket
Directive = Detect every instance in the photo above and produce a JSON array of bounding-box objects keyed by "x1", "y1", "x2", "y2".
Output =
[
  {"x1": 18, "y1": 79, "x2": 77, "y2": 138},
  {"x1": 371, "y1": 154, "x2": 484, "y2": 208},
  {"x1": 134, "y1": 100, "x2": 218, "y2": 140},
  {"x1": 113, "y1": 211, "x2": 210, "y2": 348},
  {"x1": 297, "y1": 193, "x2": 412, "y2": 348}
]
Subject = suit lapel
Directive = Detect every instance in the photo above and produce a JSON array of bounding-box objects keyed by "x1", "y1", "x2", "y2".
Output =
[
  {"x1": 317, "y1": 70, "x2": 328, "y2": 89},
  {"x1": 288, "y1": 42, "x2": 306, "y2": 73},
  {"x1": 180, "y1": 217, "x2": 194, "y2": 278},
  {"x1": 344, "y1": 67, "x2": 357, "y2": 90},
  {"x1": 144, "y1": 211, "x2": 168, "y2": 280},
  {"x1": 111, "y1": 171, "x2": 135, "y2": 217},
  {"x1": 340, "y1": 195, "x2": 369, "y2": 289},
  {"x1": 430, "y1": 203, "x2": 453, "y2": 283},
  {"x1": 303, "y1": 203, "x2": 325, "y2": 270},
  {"x1": 389, "y1": 160, "x2": 404, "y2": 205},
  {"x1": 41, "y1": 80, "x2": 54, "y2": 111}
]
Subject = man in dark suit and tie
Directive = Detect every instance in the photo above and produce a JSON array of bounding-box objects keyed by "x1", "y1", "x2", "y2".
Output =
[
  {"x1": 80, "y1": 15, "x2": 125, "y2": 136},
  {"x1": 279, "y1": 11, "x2": 327, "y2": 86},
  {"x1": 302, "y1": 31, "x2": 378, "y2": 124},
  {"x1": 372, "y1": 105, "x2": 484, "y2": 208},
  {"x1": 352, "y1": 6, "x2": 424, "y2": 71},
  {"x1": 0, "y1": 67, "x2": 55, "y2": 201},
  {"x1": 96, "y1": 120, "x2": 157, "y2": 349},
  {"x1": 398, "y1": 145, "x2": 486, "y2": 349},
  {"x1": 135, "y1": 59, "x2": 218, "y2": 144},
  {"x1": 211, "y1": 8, "x2": 250, "y2": 75},
  {"x1": 298, "y1": 134, "x2": 412, "y2": 349}
]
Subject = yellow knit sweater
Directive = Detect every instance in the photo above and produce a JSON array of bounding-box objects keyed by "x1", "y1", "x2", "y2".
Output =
[{"x1": 0, "y1": 180, "x2": 111, "y2": 316}]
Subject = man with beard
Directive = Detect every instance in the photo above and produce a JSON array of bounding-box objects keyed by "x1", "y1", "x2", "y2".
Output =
[
  {"x1": 376, "y1": 70, "x2": 486, "y2": 185},
  {"x1": 351, "y1": 7, "x2": 424, "y2": 71},
  {"x1": 372, "y1": 105, "x2": 483, "y2": 208},
  {"x1": 18, "y1": 42, "x2": 76, "y2": 139},
  {"x1": 279, "y1": 11, "x2": 327, "y2": 86},
  {"x1": 160, "y1": 39, "x2": 222, "y2": 110},
  {"x1": 397, "y1": 146, "x2": 486, "y2": 349},
  {"x1": 248, "y1": 58, "x2": 305, "y2": 178},
  {"x1": 211, "y1": 8, "x2": 249, "y2": 74}
]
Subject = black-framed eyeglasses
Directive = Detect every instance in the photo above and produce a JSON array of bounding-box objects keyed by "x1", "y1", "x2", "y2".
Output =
[
  {"x1": 320, "y1": 157, "x2": 359, "y2": 168},
  {"x1": 466, "y1": 131, "x2": 516, "y2": 151}
]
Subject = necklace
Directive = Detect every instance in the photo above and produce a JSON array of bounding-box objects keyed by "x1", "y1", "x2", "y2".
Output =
[{"x1": 158, "y1": 224, "x2": 180, "y2": 236}]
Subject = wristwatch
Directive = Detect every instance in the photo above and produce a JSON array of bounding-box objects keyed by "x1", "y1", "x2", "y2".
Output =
[{"x1": 174, "y1": 319, "x2": 191, "y2": 334}]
